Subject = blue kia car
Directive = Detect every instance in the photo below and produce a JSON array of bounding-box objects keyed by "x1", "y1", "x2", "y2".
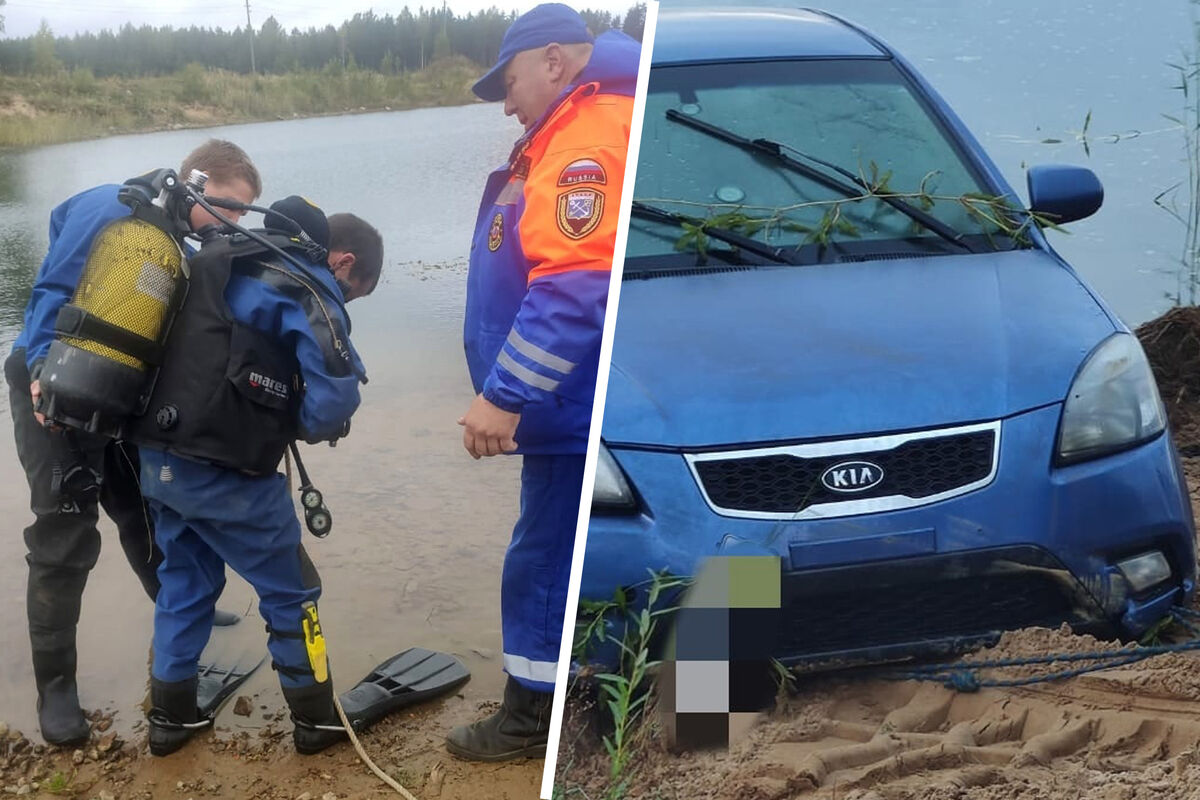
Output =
[{"x1": 582, "y1": 7, "x2": 1197, "y2": 667}]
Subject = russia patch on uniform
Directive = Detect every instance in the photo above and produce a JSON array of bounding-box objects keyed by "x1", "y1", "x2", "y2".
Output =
[
  {"x1": 557, "y1": 189, "x2": 605, "y2": 239},
  {"x1": 557, "y1": 158, "x2": 607, "y2": 186}
]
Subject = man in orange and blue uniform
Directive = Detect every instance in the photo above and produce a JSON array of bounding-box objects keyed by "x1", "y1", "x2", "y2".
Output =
[{"x1": 451, "y1": 2, "x2": 639, "y2": 761}]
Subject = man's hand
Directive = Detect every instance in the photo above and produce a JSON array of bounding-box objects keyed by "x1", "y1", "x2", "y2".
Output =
[
  {"x1": 458, "y1": 394, "x2": 520, "y2": 459},
  {"x1": 30, "y1": 379, "x2": 46, "y2": 426}
]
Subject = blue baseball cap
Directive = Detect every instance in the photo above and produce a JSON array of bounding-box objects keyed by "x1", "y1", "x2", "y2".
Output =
[{"x1": 472, "y1": 3, "x2": 594, "y2": 102}]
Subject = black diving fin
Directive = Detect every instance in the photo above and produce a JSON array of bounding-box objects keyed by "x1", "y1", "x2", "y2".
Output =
[
  {"x1": 197, "y1": 652, "x2": 267, "y2": 719},
  {"x1": 339, "y1": 647, "x2": 470, "y2": 732}
]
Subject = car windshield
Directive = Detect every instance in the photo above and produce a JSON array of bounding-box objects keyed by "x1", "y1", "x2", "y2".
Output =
[{"x1": 628, "y1": 58, "x2": 1028, "y2": 272}]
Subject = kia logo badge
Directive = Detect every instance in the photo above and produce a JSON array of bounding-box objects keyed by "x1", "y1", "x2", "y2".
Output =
[{"x1": 821, "y1": 461, "x2": 884, "y2": 493}]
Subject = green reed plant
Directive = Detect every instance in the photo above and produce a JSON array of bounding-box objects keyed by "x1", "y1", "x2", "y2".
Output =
[
  {"x1": 1157, "y1": 3, "x2": 1200, "y2": 304},
  {"x1": 573, "y1": 570, "x2": 690, "y2": 799}
]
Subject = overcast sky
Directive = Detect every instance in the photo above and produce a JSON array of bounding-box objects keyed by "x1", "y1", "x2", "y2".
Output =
[{"x1": 1, "y1": 0, "x2": 637, "y2": 39}]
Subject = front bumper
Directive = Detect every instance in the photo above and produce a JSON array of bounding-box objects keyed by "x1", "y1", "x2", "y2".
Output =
[{"x1": 582, "y1": 403, "x2": 1196, "y2": 664}]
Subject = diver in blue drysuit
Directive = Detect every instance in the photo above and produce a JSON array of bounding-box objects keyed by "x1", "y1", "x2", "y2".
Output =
[{"x1": 129, "y1": 201, "x2": 368, "y2": 756}]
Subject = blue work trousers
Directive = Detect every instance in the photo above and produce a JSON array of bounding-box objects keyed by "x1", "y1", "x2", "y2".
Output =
[
  {"x1": 138, "y1": 448, "x2": 320, "y2": 688},
  {"x1": 501, "y1": 453, "x2": 584, "y2": 693}
]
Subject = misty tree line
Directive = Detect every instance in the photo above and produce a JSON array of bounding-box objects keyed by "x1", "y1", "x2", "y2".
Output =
[{"x1": 0, "y1": 4, "x2": 646, "y2": 78}]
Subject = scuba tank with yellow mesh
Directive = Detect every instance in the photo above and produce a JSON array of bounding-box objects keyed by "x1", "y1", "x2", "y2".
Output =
[{"x1": 38, "y1": 169, "x2": 202, "y2": 437}]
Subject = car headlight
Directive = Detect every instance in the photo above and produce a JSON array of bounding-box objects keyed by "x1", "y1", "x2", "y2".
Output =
[
  {"x1": 1057, "y1": 333, "x2": 1165, "y2": 465},
  {"x1": 593, "y1": 443, "x2": 637, "y2": 513}
]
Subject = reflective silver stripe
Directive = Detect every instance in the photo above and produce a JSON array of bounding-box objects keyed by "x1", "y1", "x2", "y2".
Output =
[
  {"x1": 503, "y1": 653, "x2": 558, "y2": 684},
  {"x1": 496, "y1": 178, "x2": 525, "y2": 207},
  {"x1": 497, "y1": 350, "x2": 560, "y2": 392},
  {"x1": 506, "y1": 329, "x2": 576, "y2": 375}
]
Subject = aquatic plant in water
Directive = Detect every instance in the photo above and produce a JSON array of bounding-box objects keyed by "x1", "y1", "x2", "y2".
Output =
[{"x1": 1157, "y1": 3, "x2": 1200, "y2": 305}]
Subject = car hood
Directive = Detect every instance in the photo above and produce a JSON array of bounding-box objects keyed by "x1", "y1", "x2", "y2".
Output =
[{"x1": 604, "y1": 249, "x2": 1117, "y2": 447}]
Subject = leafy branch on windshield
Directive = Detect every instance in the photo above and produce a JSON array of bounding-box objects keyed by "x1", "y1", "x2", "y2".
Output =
[
  {"x1": 644, "y1": 168, "x2": 1064, "y2": 257},
  {"x1": 673, "y1": 210, "x2": 831, "y2": 256}
]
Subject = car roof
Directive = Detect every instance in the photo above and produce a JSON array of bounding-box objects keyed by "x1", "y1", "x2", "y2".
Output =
[{"x1": 651, "y1": 7, "x2": 889, "y2": 65}]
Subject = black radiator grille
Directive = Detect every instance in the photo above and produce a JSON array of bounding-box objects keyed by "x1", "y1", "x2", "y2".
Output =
[{"x1": 694, "y1": 429, "x2": 995, "y2": 513}]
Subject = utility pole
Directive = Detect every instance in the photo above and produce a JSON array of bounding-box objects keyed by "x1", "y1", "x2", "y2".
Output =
[{"x1": 244, "y1": 0, "x2": 257, "y2": 74}]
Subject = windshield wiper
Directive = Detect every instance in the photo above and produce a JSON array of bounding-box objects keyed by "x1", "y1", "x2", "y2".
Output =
[
  {"x1": 664, "y1": 108, "x2": 977, "y2": 254},
  {"x1": 631, "y1": 201, "x2": 800, "y2": 266}
]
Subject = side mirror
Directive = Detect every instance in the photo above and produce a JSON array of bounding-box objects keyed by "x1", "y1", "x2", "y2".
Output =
[{"x1": 1026, "y1": 164, "x2": 1103, "y2": 224}]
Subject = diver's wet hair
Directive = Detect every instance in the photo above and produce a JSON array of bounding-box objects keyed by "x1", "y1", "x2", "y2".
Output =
[
  {"x1": 328, "y1": 213, "x2": 384, "y2": 296},
  {"x1": 180, "y1": 139, "x2": 262, "y2": 199}
]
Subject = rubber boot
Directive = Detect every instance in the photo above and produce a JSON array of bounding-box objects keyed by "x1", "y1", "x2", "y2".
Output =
[
  {"x1": 31, "y1": 648, "x2": 90, "y2": 746},
  {"x1": 283, "y1": 682, "x2": 347, "y2": 755},
  {"x1": 444, "y1": 676, "x2": 551, "y2": 762},
  {"x1": 148, "y1": 675, "x2": 204, "y2": 756}
]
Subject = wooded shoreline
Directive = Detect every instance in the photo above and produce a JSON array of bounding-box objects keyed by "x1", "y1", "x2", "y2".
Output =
[{"x1": 0, "y1": 56, "x2": 483, "y2": 149}]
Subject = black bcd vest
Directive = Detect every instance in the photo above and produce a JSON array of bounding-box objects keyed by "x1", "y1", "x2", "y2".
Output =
[{"x1": 125, "y1": 232, "x2": 345, "y2": 475}]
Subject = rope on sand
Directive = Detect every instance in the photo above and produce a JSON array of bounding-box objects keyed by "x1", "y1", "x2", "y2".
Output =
[{"x1": 333, "y1": 688, "x2": 420, "y2": 800}]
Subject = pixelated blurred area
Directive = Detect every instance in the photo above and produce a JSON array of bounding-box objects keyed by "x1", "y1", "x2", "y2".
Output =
[{"x1": 660, "y1": 555, "x2": 782, "y2": 751}]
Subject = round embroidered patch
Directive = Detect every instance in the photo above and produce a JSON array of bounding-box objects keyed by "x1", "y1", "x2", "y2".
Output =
[{"x1": 488, "y1": 212, "x2": 504, "y2": 252}]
